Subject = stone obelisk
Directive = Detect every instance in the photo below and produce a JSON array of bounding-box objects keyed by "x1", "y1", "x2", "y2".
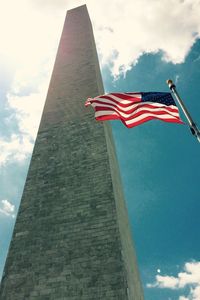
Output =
[{"x1": 0, "y1": 5, "x2": 143, "y2": 299}]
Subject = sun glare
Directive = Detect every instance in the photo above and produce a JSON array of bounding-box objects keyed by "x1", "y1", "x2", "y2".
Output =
[{"x1": 0, "y1": 0, "x2": 63, "y2": 78}]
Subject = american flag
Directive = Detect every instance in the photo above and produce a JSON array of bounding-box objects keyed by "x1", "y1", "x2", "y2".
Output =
[{"x1": 85, "y1": 92, "x2": 183, "y2": 128}]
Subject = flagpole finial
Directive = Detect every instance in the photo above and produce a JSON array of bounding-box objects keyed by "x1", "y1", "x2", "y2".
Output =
[
  {"x1": 166, "y1": 79, "x2": 176, "y2": 90},
  {"x1": 166, "y1": 78, "x2": 200, "y2": 143}
]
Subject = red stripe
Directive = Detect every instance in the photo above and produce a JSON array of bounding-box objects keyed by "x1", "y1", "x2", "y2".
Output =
[
  {"x1": 97, "y1": 114, "x2": 183, "y2": 128},
  {"x1": 94, "y1": 106, "x2": 181, "y2": 121},
  {"x1": 96, "y1": 115, "x2": 120, "y2": 121},
  {"x1": 93, "y1": 102, "x2": 179, "y2": 115},
  {"x1": 125, "y1": 116, "x2": 184, "y2": 128},
  {"x1": 90, "y1": 99, "x2": 139, "y2": 109},
  {"x1": 95, "y1": 95, "x2": 141, "y2": 106},
  {"x1": 108, "y1": 93, "x2": 141, "y2": 100}
]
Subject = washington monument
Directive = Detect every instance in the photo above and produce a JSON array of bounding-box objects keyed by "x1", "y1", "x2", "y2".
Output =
[{"x1": 0, "y1": 5, "x2": 144, "y2": 299}]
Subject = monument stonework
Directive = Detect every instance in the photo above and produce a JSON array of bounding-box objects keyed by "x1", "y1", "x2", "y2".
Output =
[{"x1": 0, "y1": 5, "x2": 144, "y2": 300}]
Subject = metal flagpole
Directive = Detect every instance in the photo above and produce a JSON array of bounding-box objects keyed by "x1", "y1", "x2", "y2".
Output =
[{"x1": 167, "y1": 79, "x2": 200, "y2": 143}]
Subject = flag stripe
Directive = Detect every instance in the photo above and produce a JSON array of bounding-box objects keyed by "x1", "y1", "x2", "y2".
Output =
[
  {"x1": 94, "y1": 107, "x2": 180, "y2": 122},
  {"x1": 126, "y1": 115, "x2": 183, "y2": 128},
  {"x1": 86, "y1": 94, "x2": 141, "y2": 107},
  {"x1": 87, "y1": 97, "x2": 137, "y2": 108},
  {"x1": 91, "y1": 101, "x2": 180, "y2": 115},
  {"x1": 95, "y1": 109, "x2": 180, "y2": 122},
  {"x1": 126, "y1": 114, "x2": 183, "y2": 128},
  {"x1": 95, "y1": 110, "x2": 183, "y2": 128},
  {"x1": 102, "y1": 92, "x2": 142, "y2": 100},
  {"x1": 85, "y1": 92, "x2": 183, "y2": 128}
]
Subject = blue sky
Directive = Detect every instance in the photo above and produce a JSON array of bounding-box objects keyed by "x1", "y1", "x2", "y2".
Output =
[
  {"x1": 103, "y1": 43, "x2": 200, "y2": 299},
  {"x1": 0, "y1": 1, "x2": 200, "y2": 299}
]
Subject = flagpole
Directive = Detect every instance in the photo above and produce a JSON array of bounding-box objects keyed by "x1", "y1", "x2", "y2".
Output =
[{"x1": 166, "y1": 79, "x2": 200, "y2": 143}]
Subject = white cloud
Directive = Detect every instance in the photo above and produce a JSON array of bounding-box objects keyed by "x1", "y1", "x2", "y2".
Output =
[
  {"x1": 0, "y1": 79, "x2": 48, "y2": 166},
  {"x1": 0, "y1": 0, "x2": 60, "y2": 166},
  {"x1": 146, "y1": 275, "x2": 179, "y2": 289},
  {"x1": 87, "y1": 0, "x2": 200, "y2": 76},
  {"x1": 0, "y1": 199, "x2": 15, "y2": 218},
  {"x1": 178, "y1": 262, "x2": 200, "y2": 289},
  {"x1": 32, "y1": 0, "x2": 200, "y2": 76},
  {"x1": 0, "y1": 0, "x2": 63, "y2": 73},
  {"x1": 0, "y1": 134, "x2": 33, "y2": 166},
  {"x1": 1, "y1": 0, "x2": 200, "y2": 78},
  {"x1": 147, "y1": 261, "x2": 200, "y2": 300},
  {"x1": 7, "y1": 80, "x2": 48, "y2": 141}
]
